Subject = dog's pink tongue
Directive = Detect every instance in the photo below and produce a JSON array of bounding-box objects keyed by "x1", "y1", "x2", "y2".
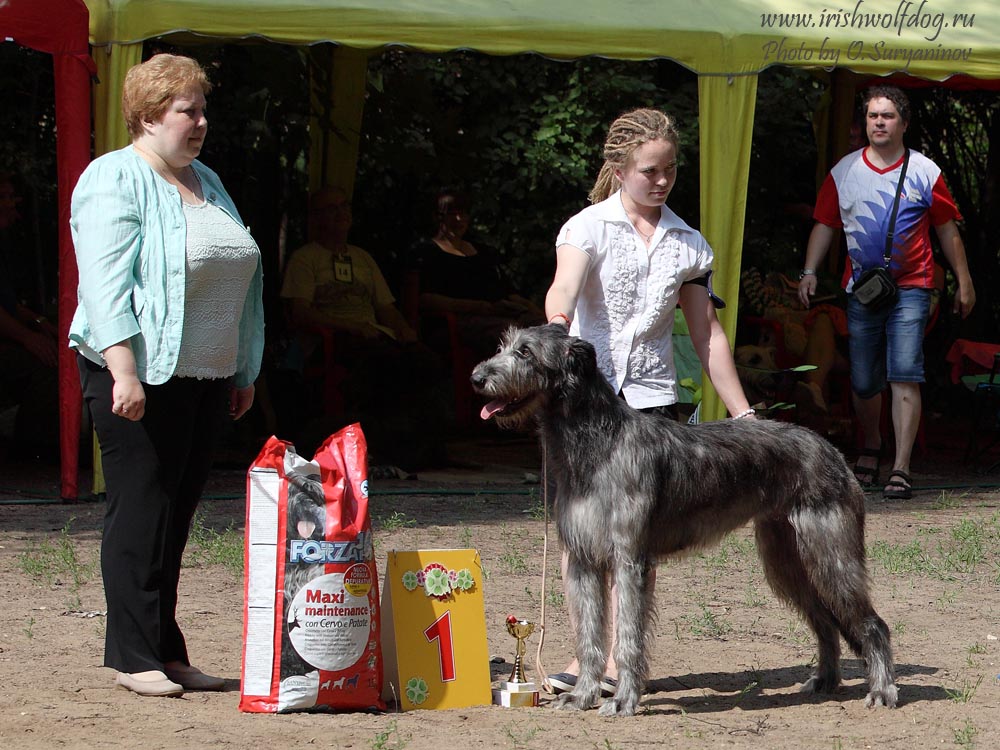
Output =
[
  {"x1": 480, "y1": 400, "x2": 506, "y2": 420},
  {"x1": 297, "y1": 520, "x2": 316, "y2": 539}
]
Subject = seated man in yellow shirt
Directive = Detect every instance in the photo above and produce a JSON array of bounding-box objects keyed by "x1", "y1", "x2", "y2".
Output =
[{"x1": 280, "y1": 187, "x2": 448, "y2": 470}]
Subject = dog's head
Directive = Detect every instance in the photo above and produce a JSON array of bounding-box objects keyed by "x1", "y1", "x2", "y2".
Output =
[
  {"x1": 470, "y1": 324, "x2": 598, "y2": 430},
  {"x1": 286, "y1": 474, "x2": 326, "y2": 541}
]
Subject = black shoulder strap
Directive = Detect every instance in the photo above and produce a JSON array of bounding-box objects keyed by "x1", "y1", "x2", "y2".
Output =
[{"x1": 883, "y1": 148, "x2": 910, "y2": 266}]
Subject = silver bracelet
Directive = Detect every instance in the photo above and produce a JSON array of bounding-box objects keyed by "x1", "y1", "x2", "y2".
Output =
[{"x1": 732, "y1": 408, "x2": 756, "y2": 420}]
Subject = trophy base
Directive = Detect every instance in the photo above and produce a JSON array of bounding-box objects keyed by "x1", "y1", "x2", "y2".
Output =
[{"x1": 492, "y1": 682, "x2": 539, "y2": 708}]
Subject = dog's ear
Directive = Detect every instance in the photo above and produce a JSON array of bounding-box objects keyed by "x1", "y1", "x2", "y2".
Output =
[{"x1": 557, "y1": 337, "x2": 598, "y2": 394}]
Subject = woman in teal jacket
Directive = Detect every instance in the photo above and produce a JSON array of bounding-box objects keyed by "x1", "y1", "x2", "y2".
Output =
[{"x1": 70, "y1": 54, "x2": 264, "y2": 697}]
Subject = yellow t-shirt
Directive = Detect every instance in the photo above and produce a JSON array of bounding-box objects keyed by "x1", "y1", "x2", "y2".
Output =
[{"x1": 281, "y1": 241, "x2": 396, "y2": 335}]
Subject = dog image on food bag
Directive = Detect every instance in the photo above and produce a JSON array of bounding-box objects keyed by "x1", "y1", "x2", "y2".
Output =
[{"x1": 280, "y1": 474, "x2": 327, "y2": 681}]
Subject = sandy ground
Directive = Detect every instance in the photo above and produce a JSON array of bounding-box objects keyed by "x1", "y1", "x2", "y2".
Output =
[{"x1": 1, "y1": 429, "x2": 999, "y2": 749}]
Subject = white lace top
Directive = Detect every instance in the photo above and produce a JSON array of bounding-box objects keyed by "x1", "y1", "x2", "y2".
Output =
[
  {"x1": 555, "y1": 190, "x2": 715, "y2": 408},
  {"x1": 174, "y1": 200, "x2": 260, "y2": 379}
]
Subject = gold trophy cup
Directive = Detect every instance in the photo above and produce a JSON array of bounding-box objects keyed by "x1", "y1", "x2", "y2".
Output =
[
  {"x1": 494, "y1": 616, "x2": 539, "y2": 707},
  {"x1": 506, "y1": 617, "x2": 535, "y2": 683}
]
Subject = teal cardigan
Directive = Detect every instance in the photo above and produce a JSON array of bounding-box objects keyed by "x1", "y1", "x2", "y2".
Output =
[{"x1": 69, "y1": 146, "x2": 264, "y2": 388}]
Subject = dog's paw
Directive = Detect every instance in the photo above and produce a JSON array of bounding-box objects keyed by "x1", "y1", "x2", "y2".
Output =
[
  {"x1": 864, "y1": 684, "x2": 898, "y2": 708},
  {"x1": 550, "y1": 692, "x2": 596, "y2": 711},
  {"x1": 597, "y1": 695, "x2": 640, "y2": 717},
  {"x1": 800, "y1": 672, "x2": 840, "y2": 695}
]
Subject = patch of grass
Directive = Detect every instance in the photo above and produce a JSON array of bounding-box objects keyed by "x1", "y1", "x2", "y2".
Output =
[
  {"x1": 873, "y1": 528, "x2": 993, "y2": 579},
  {"x1": 186, "y1": 512, "x2": 244, "y2": 575},
  {"x1": 497, "y1": 524, "x2": 530, "y2": 574},
  {"x1": 504, "y1": 721, "x2": 541, "y2": 748},
  {"x1": 939, "y1": 519, "x2": 986, "y2": 574},
  {"x1": 457, "y1": 526, "x2": 474, "y2": 548},
  {"x1": 744, "y1": 581, "x2": 768, "y2": 608},
  {"x1": 735, "y1": 662, "x2": 763, "y2": 704},
  {"x1": 702, "y1": 534, "x2": 756, "y2": 569},
  {"x1": 931, "y1": 491, "x2": 964, "y2": 510},
  {"x1": 686, "y1": 599, "x2": 732, "y2": 638},
  {"x1": 499, "y1": 547, "x2": 529, "y2": 574},
  {"x1": 953, "y1": 718, "x2": 978, "y2": 749},
  {"x1": 522, "y1": 585, "x2": 536, "y2": 604},
  {"x1": 525, "y1": 498, "x2": 546, "y2": 521},
  {"x1": 783, "y1": 619, "x2": 813, "y2": 646},
  {"x1": 370, "y1": 719, "x2": 410, "y2": 750},
  {"x1": 893, "y1": 620, "x2": 906, "y2": 637},
  {"x1": 18, "y1": 518, "x2": 95, "y2": 609},
  {"x1": 678, "y1": 710, "x2": 704, "y2": 738},
  {"x1": 966, "y1": 642, "x2": 987, "y2": 667},
  {"x1": 23, "y1": 616, "x2": 35, "y2": 640},
  {"x1": 944, "y1": 675, "x2": 983, "y2": 704},
  {"x1": 545, "y1": 577, "x2": 565, "y2": 607},
  {"x1": 377, "y1": 511, "x2": 416, "y2": 532},
  {"x1": 868, "y1": 539, "x2": 929, "y2": 575},
  {"x1": 936, "y1": 589, "x2": 958, "y2": 610}
]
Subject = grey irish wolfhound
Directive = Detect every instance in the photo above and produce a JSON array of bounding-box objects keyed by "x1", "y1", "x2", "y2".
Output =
[{"x1": 471, "y1": 324, "x2": 897, "y2": 717}]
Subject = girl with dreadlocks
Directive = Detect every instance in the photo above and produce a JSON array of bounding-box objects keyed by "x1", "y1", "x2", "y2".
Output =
[{"x1": 543, "y1": 108, "x2": 753, "y2": 696}]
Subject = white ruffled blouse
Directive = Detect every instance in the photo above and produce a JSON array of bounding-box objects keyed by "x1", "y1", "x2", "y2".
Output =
[{"x1": 555, "y1": 190, "x2": 714, "y2": 409}]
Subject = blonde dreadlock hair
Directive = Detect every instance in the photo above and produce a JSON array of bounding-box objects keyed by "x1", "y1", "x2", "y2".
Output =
[{"x1": 588, "y1": 109, "x2": 681, "y2": 204}]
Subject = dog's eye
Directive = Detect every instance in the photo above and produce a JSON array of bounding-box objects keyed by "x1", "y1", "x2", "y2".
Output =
[{"x1": 515, "y1": 346, "x2": 531, "y2": 360}]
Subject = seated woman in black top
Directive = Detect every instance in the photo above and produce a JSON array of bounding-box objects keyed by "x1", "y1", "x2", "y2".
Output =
[
  {"x1": 408, "y1": 189, "x2": 541, "y2": 359},
  {"x1": 411, "y1": 190, "x2": 544, "y2": 358}
]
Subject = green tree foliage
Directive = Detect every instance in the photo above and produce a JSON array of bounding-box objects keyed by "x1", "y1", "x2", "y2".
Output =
[
  {"x1": 355, "y1": 49, "x2": 699, "y2": 299},
  {"x1": 744, "y1": 68, "x2": 825, "y2": 274},
  {"x1": 907, "y1": 87, "x2": 1000, "y2": 340},
  {"x1": 0, "y1": 43, "x2": 58, "y2": 312}
]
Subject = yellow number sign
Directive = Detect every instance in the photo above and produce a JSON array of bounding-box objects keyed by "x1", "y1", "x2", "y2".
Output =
[{"x1": 381, "y1": 549, "x2": 491, "y2": 710}]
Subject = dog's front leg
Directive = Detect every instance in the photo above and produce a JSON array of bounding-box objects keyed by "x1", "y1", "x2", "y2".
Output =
[
  {"x1": 598, "y1": 556, "x2": 652, "y2": 717},
  {"x1": 552, "y1": 552, "x2": 605, "y2": 711}
]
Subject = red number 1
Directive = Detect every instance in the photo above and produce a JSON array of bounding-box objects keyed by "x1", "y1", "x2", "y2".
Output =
[{"x1": 424, "y1": 611, "x2": 456, "y2": 682}]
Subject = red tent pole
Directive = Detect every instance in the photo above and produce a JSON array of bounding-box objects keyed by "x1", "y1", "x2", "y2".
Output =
[
  {"x1": 53, "y1": 50, "x2": 92, "y2": 500},
  {"x1": 1, "y1": 0, "x2": 95, "y2": 500}
]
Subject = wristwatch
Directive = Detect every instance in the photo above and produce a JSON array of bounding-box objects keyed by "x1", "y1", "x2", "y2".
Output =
[{"x1": 798, "y1": 269, "x2": 816, "y2": 280}]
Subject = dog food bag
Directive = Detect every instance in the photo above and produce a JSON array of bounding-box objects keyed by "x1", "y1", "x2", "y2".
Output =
[{"x1": 239, "y1": 424, "x2": 384, "y2": 712}]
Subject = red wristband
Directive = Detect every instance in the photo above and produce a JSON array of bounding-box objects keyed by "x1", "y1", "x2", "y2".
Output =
[{"x1": 548, "y1": 313, "x2": 571, "y2": 327}]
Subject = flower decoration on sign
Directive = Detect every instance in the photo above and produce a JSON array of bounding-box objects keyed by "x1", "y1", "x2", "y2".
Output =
[
  {"x1": 401, "y1": 570, "x2": 419, "y2": 591},
  {"x1": 424, "y1": 568, "x2": 451, "y2": 598},
  {"x1": 453, "y1": 568, "x2": 474, "y2": 591},
  {"x1": 400, "y1": 563, "x2": 476, "y2": 599},
  {"x1": 405, "y1": 676, "x2": 429, "y2": 705}
]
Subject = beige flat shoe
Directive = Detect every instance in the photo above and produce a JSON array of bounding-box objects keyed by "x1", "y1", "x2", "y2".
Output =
[
  {"x1": 116, "y1": 670, "x2": 184, "y2": 697},
  {"x1": 164, "y1": 664, "x2": 225, "y2": 691}
]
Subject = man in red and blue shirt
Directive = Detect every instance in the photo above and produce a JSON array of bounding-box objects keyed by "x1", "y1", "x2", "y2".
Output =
[{"x1": 798, "y1": 85, "x2": 975, "y2": 500}]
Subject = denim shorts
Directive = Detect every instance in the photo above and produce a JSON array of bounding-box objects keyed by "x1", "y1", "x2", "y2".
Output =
[{"x1": 847, "y1": 287, "x2": 931, "y2": 398}]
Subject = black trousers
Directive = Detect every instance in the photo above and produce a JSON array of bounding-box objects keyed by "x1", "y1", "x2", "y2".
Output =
[{"x1": 79, "y1": 356, "x2": 228, "y2": 673}]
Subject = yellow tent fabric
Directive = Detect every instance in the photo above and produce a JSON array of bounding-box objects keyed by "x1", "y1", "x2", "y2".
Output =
[
  {"x1": 87, "y1": 0, "x2": 1000, "y2": 79},
  {"x1": 84, "y1": 0, "x2": 1000, "y2": 421},
  {"x1": 87, "y1": 0, "x2": 1000, "y2": 80},
  {"x1": 697, "y1": 73, "x2": 758, "y2": 422}
]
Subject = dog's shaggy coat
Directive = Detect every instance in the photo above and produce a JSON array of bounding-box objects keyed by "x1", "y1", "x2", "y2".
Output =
[{"x1": 471, "y1": 324, "x2": 897, "y2": 716}]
